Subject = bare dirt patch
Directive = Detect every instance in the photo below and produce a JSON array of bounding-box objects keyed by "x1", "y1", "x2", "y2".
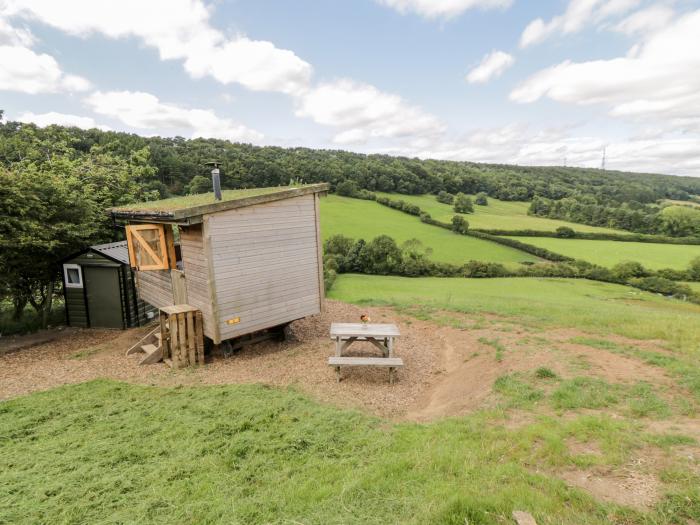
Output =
[
  {"x1": 559, "y1": 463, "x2": 660, "y2": 510},
  {"x1": 0, "y1": 300, "x2": 692, "y2": 423}
]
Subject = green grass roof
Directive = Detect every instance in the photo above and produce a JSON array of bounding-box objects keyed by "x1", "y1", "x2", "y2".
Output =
[{"x1": 110, "y1": 184, "x2": 328, "y2": 221}]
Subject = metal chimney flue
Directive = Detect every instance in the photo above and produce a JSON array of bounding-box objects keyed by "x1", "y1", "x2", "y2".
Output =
[{"x1": 206, "y1": 161, "x2": 222, "y2": 200}]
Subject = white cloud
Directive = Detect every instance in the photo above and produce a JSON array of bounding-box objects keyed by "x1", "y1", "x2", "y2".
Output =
[
  {"x1": 384, "y1": 123, "x2": 698, "y2": 175},
  {"x1": 520, "y1": 0, "x2": 640, "y2": 47},
  {"x1": 613, "y1": 5, "x2": 675, "y2": 35},
  {"x1": 16, "y1": 111, "x2": 110, "y2": 130},
  {"x1": 376, "y1": 0, "x2": 512, "y2": 19},
  {"x1": 0, "y1": 16, "x2": 33, "y2": 45},
  {"x1": 466, "y1": 50, "x2": 514, "y2": 84},
  {"x1": 2, "y1": 0, "x2": 312, "y2": 95},
  {"x1": 85, "y1": 91, "x2": 263, "y2": 142},
  {"x1": 0, "y1": 44, "x2": 91, "y2": 93},
  {"x1": 295, "y1": 79, "x2": 444, "y2": 145},
  {"x1": 511, "y1": 9, "x2": 700, "y2": 133}
]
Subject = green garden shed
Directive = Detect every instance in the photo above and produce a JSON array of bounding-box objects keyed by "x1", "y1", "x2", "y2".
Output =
[{"x1": 61, "y1": 241, "x2": 156, "y2": 329}]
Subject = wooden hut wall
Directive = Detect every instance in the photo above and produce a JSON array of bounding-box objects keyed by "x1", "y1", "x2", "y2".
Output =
[
  {"x1": 179, "y1": 224, "x2": 216, "y2": 340},
  {"x1": 134, "y1": 269, "x2": 174, "y2": 309},
  {"x1": 205, "y1": 193, "x2": 322, "y2": 340}
]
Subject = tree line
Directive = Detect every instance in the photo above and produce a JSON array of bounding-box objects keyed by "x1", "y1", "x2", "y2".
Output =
[{"x1": 2, "y1": 114, "x2": 700, "y2": 327}]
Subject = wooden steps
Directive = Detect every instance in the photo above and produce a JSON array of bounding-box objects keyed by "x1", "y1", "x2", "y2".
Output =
[
  {"x1": 328, "y1": 356, "x2": 404, "y2": 383},
  {"x1": 139, "y1": 343, "x2": 163, "y2": 365}
]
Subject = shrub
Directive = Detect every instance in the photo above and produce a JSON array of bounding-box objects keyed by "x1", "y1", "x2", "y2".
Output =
[
  {"x1": 335, "y1": 180, "x2": 359, "y2": 197},
  {"x1": 436, "y1": 190, "x2": 454, "y2": 205},
  {"x1": 451, "y1": 215, "x2": 469, "y2": 234},
  {"x1": 186, "y1": 175, "x2": 212, "y2": 194},
  {"x1": 628, "y1": 276, "x2": 694, "y2": 298},
  {"x1": 359, "y1": 235, "x2": 403, "y2": 275},
  {"x1": 399, "y1": 239, "x2": 433, "y2": 276},
  {"x1": 461, "y1": 261, "x2": 508, "y2": 278},
  {"x1": 453, "y1": 193, "x2": 474, "y2": 214},
  {"x1": 688, "y1": 256, "x2": 700, "y2": 281},
  {"x1": 474, "y1": 192, "x2": 488, "y2": 206},
  {"x1": 555, "y1": 226, "x2": 575, "y2": 238},
  {"x1": 611, "y1": 261, "x2": 648, "y2": 280},
  {"x1": 323, "y1": 268, "x2": 337, "y2": 292}
]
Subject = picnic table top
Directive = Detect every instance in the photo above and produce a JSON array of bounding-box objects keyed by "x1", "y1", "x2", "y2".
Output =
[{"x1": 330, "y1": 322, "x2": 400, "y2": 338}]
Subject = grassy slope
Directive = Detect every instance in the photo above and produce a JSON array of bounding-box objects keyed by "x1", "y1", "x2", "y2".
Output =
[
  {"x1": 506, "y1": 237, "x2": 700, "y2": 270},
  {"x1": 320, "y1": 195, "x2": 539, "y2": 266},
  {"x1": 328, "y1": 274, "x2": 700, "y2": 357},
  {"x1": 2, "y1": 379, "x2": 697, "y2": 525},
  {"x1": 375, "y1": 192, "x2": 625, "y2": 233}
]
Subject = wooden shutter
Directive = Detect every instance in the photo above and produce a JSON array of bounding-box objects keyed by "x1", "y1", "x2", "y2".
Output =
[{"x1": 126, "y1": 224, "x2": 172, "y2": 271}]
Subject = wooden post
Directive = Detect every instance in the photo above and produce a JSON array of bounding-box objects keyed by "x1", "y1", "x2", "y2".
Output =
[
  {"x1": 169, "y1": 313, "x2": 180, "y2": 367},
  {"x1": 195, "y1": 311, "x2": 204, "y2": 364},
  {"x1": 177, "y1": 313, "x2": 186, "y2": 367},
  {"x1": 160, "y1": 312, "x2": 169, "y2": 359},
  {"x1": 186, "y1": 311, "x2": 196, "y2": 365}
]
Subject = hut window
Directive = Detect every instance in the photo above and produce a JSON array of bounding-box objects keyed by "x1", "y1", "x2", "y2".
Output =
[
  {"x1": 126, "y1": 224, "x2": 174, "y2": 271},
  {"x1": 63, "y1": 264, "x2": 83, "y2": 288}
]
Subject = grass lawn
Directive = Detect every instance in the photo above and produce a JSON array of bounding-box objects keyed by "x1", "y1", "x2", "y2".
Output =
[
  {"x1": 320, "y1": 195, "x2": 539, "y2": 266},
  {"x1": 328, "y1": 274, "x2": 700, "y2": 361},
  {"x1": 2, "y1": 379, "x2": 698, "y2": 524},
  {"x1": 375, "y1": 192, "x2": 625, "y2": 233},
  {"x1": 505, "y1": 237, "x2": 700, "y2": 270}
]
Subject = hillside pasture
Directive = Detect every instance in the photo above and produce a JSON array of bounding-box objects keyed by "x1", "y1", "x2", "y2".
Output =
[
  {"x1": 328, "y1": 274, "x2": 700, "y2": 357},
  {"x1": 320, "y1": 195, "x2": 540, "y2": 266},
  {"x1": 374, "y1": 192, "x2": 626, "y2": 233},
  {"x1": 506, "y1": 237, "x2": 700, "y2": 270}
]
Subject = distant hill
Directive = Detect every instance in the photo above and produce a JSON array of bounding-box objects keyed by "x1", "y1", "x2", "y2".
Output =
[{"x1": 2, "y1": 117, "x2": 700, "y2": 236}]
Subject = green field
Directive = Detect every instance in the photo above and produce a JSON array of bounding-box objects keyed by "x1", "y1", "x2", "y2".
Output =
[
  {"x1": 375, "y1": 192, "x2": 625, "y2": 233},
  {"x1": 506, "y1": 237, "x2": 700, "y2": 270},
  {"x1": 329, "y1": 274, "x2": 700, "y2": 358},
  {"x1": 2, "y1": 379, "x2": 698, "y2": 525},
  {"x1": 320, "y1": 195, "x2": 539, "y2": 266}
]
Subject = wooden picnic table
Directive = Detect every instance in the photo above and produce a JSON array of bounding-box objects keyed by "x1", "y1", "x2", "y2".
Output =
[
  {"x1": 330, "y1": 322, "x2": 400, "y2": 357},
  {"x1": 329, "y1": 323, "x2": 403, "y2": 383}
]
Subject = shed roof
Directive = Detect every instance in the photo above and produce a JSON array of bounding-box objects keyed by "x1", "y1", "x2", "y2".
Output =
[
  {"x1": 91, "y1": 241, "x2": 130, "y2": 265},
  {"x1": 109, "y1": 183, "x2": 329, "y2": 223}
]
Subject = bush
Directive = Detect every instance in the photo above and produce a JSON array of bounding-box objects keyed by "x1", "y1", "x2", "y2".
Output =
[
  {"x1": 436, "y1": 191, "x2": 454, "y2": 205},
  {"x1": 474, "y1": 192, "x2": 488, "y2": 206},
  {"x1": 453, "y1": 193, "x2": 474, "y2": 214},
  {"x1": 461, "y1": 261, "x2": 508, "y2": 278},
  {"x1": 335, "y1": 180, "x2": 359, "y2": 197},
  {"x1": 359, "y1": 235, "x2": 403, "y2": 275},
  {"x1": 186, "y1": 175, "x2": 212, "y2": 194},
  {"x1": 555, "y1": 226, "x2": 575, "y2": 238},
  {"x1": 628, "y1": 276, "x2": 694, "y2": 298},
  {"x1": 451, "y1": 215, "x2": 469, "y2": 234},
  {"x1": 688, "y1": 257, "x2": 700, "y2": 281},
  {"x1": 611, "y1": 261, "x2": 648, "y2": 280}
]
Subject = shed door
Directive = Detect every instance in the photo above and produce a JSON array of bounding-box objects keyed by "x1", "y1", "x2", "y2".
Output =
[{"x1": 84, "y1": 267, "x2": 123, "y2": 328}]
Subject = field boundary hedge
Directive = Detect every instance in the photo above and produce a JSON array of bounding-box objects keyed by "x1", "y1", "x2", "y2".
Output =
[{"x1": 473, "y1": 228, "x2": 700, "y2": 245}]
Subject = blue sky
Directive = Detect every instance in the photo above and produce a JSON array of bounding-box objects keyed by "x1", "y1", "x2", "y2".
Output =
[{"x1": 1, "y1": 0, "x2": 699, "y2": 175}]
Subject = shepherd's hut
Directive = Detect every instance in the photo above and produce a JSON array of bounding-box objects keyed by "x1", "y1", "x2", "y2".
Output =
[{"x1": 109, "y1": 184, "x2": 328, "y2": 365}]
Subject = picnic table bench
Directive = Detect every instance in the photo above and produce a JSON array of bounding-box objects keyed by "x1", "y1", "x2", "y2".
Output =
[{"x1": 329, "y1": 323, "x2": 403, "y2": 383}]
